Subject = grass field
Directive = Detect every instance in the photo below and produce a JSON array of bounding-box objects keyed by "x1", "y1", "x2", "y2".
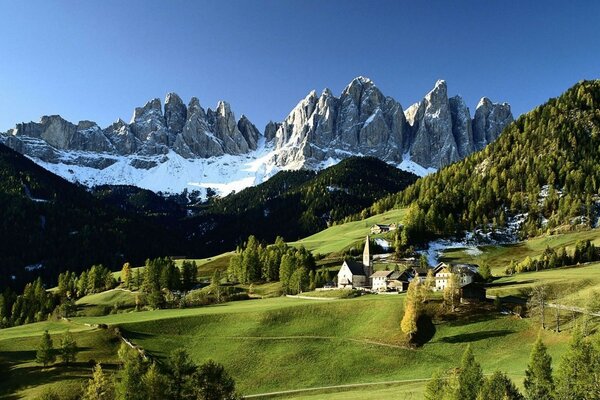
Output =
[
  {"x1": 291, "y1": 208, "x2": 406, "y2": 255},
  {"x1": 104, "y1": 296, "x2": 567, "y2": 396},
  {"x1": 0, "y1": 323, "x2": 119, "y2": 399},
  {"x1": 487, "y1": 262, "x2": 600, "y2": 306},
  {"x1": 441, "y1": 228, "x2": 600, "y2": 275},
  {"x1": 0, "y1": 292, "x2": 575, "y2": 399}
]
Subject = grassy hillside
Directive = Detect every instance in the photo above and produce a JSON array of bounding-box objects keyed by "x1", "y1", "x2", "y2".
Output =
[
  {"x1": 0, "y1": 292, "x2": 578, "y2": 399},
  {"x1": 291, "y1": 208, "x2": 406, "y2": 255},
  {"x1": 487, "y1": 262, "x2": 600, "y2": 305},
  {"x1": 0, "y1": 323, "x2": 119, "y2": 399}
]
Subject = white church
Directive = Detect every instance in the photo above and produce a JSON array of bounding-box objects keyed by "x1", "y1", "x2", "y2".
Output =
[{"x1": 337, "y1": 236, "x2": 373, "y2": 289}]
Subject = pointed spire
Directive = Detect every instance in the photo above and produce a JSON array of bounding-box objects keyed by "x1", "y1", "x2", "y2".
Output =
[{"x1": 363, "y1": 235, "x2": 371, "y2": 268}]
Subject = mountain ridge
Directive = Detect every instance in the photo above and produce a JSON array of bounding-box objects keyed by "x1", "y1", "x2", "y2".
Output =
[{"x1": 0, "y1": 77, "x2": 512, "y2": 195}]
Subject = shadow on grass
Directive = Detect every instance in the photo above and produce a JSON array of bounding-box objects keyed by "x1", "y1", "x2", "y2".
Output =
[
  {"x1": 438, "y1": 329, "x2": 514, "y2": 344},
  {"x1": 414, "y1": 315, "x2": 436, "y2": 347},
  {"x1": 487, "y1": 280, "x2": 535, "y2": 288}
]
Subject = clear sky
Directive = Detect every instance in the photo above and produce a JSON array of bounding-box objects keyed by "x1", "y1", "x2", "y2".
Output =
[{"x1": 1, "y1": 0, "x2": 599, "y2": 132}]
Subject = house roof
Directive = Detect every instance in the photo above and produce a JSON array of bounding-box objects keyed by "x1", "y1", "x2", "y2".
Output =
[
  {"x1": 389, "y1": 270, "x2": 412, "y2": 281},
  {"x1": 342, "y1": 260, "x2": 367, "y2": 276},
  {"x1": 434, "y1": 262, "x2": 479, "y2": 276},
  {"x1": 370, "y1": 270, "x2": 394, "y2": 278},
  {"x1": 411, "y1": 267, "x2": 429, "y2": 276}
]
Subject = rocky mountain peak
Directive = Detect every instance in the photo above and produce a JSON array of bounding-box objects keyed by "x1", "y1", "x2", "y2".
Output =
[{"x1": 164, "y1": 92, "x2": 187, "y2": 133}]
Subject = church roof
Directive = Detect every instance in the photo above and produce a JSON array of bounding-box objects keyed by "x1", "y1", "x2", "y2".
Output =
[{"x1": 343, "y1": 260, "x2": 367, "y2": 276}]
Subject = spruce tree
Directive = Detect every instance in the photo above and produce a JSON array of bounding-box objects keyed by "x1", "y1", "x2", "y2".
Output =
[
  {"x1": 523, "y1": 334, "x2": 554, "y2": 400},
  {"x1": 556, "y1": 329, "x2": 596, "y2": 399},
  {"x1": 115, "y1": 343, "x2": 146, "y2": 400},
  {"x1": 83, "y1": 363, "x2": 114, "y2": 400},
  {"x1": 456, "y1": 345, "x2": 483, "y2": 400},
  {"x1": 59, "y1": 330, "x2": 78, "y2": 365},
  {"x1": 424, "y1": 369, "x2": 447, "y2": 400},
  {"x1": 477, "y1": 371, "x2": 524, "y2": 400},
  {"x1": 193, "y1": 360, "x2": 239, "y2": 400},
  {"x1": 167, "y1": 348, "x2": 197, "y2": 400},
  {"x1": 36, "y1": 330, "x2": 56, "y2": 367},
  {"x1": 142, "y1": 363, "x2": 168, "y2": 400}
]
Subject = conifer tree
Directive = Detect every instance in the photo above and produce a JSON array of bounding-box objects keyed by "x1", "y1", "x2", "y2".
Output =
[
  {"x1": 477, "y1": 371, "x2": 524, "y2": 400},
  {"x1": 115, "y1": 343, "x2": 146, "y2": 400},
  {"x1": 83, "y1": 363, "x2": 114, "y2": 400},
  {"x1": 523, "y1": 334, "x2": 554, "y2": 400},
  {"x1": 193, "y1": 360, "x2": 239, "y2": 400},
  {"x1": 59, "y1": 330, "x2": 78, "y2": 365},
  {"x1": 555, "y1": 329, "x2": 596, "y2": 399},
  {"x1": 36, "y1": 330, "x2": 56, "y2": 367},
  {"x1": 424, "y1": 369, "x2": 447, "y2": 400},
  {"x1": 167, "y1": 348, "x2": 197, "y2": 400},
  {"x1": 142, "y1": 363, "x2": 168, "y2": 400},
  {"x1": 456, "y1": 345, "x2": 483, "y2": 400}
]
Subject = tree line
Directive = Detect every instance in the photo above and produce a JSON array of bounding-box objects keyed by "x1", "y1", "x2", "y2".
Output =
[
  {"x1": 505, "y1": 240, "x2": 600, "y2": 275},
  {"x1": 227, "y1": 235, "x2": 331, "y2": 294}
]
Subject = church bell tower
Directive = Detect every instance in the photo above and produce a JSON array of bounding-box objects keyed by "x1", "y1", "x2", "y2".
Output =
[{"x1": 363, "y1": 236, "x2": 373, "y2": 282}]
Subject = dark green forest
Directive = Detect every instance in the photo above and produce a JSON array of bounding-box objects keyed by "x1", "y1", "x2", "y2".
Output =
[
  {"x1": 0, "y1": 144, "x2": 184, "y2": 290},
  {"x1": 193, "y1": 156, "x2": 418, "y2": 253}
]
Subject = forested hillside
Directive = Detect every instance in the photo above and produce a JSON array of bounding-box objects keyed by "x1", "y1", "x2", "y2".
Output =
[
  {"x1": 193, "y1": 157, "x2": 418, "y2": 254},
  {"x1": 0, "y1": 144, "x2": 184, "y2": 289},
  {"x1": 370, "y1": 80, "x2": 600, "y2": 242}
]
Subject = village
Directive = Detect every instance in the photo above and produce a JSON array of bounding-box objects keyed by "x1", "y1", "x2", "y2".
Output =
[{"x1": 333, "y1": 234, "x2": 487, "y2": 302}]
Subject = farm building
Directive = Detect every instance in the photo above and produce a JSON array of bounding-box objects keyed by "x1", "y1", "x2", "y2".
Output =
[{"x1": 370, "y1": 223, "x2": 398, "y2": 234}]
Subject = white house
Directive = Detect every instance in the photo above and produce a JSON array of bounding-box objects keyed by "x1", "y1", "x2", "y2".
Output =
[
  {"x1": 433, "y1": 262, "x2": 478, "y2": 291},
  {"x1": 370, "y1": 270, "x2": 393, "y2": 291},
  {"x1": 337, "y1": 236, "x2": 373, "y2": 289}
]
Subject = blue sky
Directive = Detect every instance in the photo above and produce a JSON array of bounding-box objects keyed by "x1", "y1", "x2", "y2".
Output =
[{"x1": 1, "y1": 0, "x2": 598, "y2": 132}]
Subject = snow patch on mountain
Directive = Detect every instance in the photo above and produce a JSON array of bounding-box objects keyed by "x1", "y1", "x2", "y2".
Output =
[{"x1": 27, "y1": 136, "x2": 434, "y2": 198}]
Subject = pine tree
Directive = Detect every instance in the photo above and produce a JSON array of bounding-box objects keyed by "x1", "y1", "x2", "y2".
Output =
[
  {"x1": 59, "y1": 330, "x2": 78, "y2": 365},
  {"x1": 115, "y1": 343, "x2": 146, "y2": 400},
  {"x1": 555, "y1": 329, "x2": 596, "y2": 399},
  {"x1": 524, "y1": 334, "x2": 554, "y2": 400},
  {"x1": 82, "y1": 363, "x2": 114, "y2": 400},
  {"x1": 192, "y1": 360, "x2": 239, "y2": 400},
  {"x1": 477, "y1": 371, "x2": 524, "y2": 400},
  {"x1": 424, "y1": 369, "x2": 447, "y2": 400},
  {"x1": 456, "y1": 345, "x2": 483, "y2": 400},
  {"x1": 142, "y1": 363, "x2": 168, "y2": 400},
  {"x1": 36, "y1": 330, "x2": 56, "y2": 367},
  {"x1": 167, "y1": 348, "x2": 197, "y2": 400}
]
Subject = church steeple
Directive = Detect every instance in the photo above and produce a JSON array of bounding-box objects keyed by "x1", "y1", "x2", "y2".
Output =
[
  {"x1": 363, "y1": 236, "x2": 372, "y2": 283},
  {"x1": 363, "y1": 235, "x2": 371, "y2": 267}
]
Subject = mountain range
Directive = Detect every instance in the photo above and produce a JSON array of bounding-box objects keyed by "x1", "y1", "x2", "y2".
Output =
[{"x1": 0, "y1": 77, "x2": 512, "y2": 195}]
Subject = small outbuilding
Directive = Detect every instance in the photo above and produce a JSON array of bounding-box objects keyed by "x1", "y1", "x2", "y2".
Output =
[{"x1": 460, "y1": 283, "x2": 487, "y2": 303}]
